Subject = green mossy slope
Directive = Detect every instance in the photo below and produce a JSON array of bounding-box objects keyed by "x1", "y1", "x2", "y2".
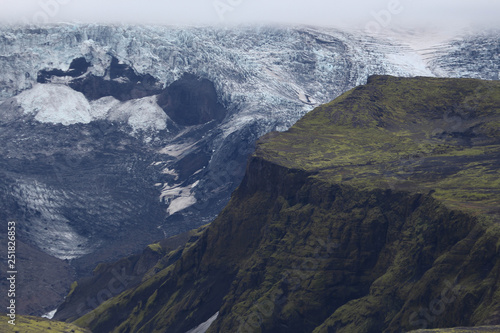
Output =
[
  {"x1": 74, "y1": 76, "x2": 500, "y2": 333},
  {"x1": 257, "y1": 76, "x2": 500, "y2": 215},
  {"x1": 0, "y1": 314, "x2": 91, "y2": 332}
]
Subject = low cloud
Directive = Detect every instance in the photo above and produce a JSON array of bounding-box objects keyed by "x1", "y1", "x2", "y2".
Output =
[{"x1": 1, "y1": 0, "x2": 499, "y2": 30}]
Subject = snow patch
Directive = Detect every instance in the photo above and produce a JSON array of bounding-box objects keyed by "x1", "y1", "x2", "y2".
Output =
[
  {"x1": 15, "y1": 84, "x2": 92, "y2": 125},
  {"x1": 12, "y1": 85, "x2": 167, "y2": 134},
  {"x1": 297, "y1": 91, "x2": 318, "y2": 105},
  {"x1": 160, "y1": 181, "x2": 199, "y2": 215},
  {"x1": 107, "y1": 96, "x2": 167, "y2": 133},
  {"x1": 220, "y1": 114, "x2": 261, "y2": 139},
  {"x1": 159, "y1": 142, "x2": 197, "y2": 158},
  {"x1": 89, "y1": 96, "x2": 120, "y2": 119},
  {"x1": 168, "y1": 196, "x2": 197, "y2": 216},
  {"x1": 384, "y1": 51, "x2": 434, "y2": 77},
  {"x1": 162, "y1": 168, "x2": 179, "y2": 180},
  {"x1": 185, "y1": 312, "x2": 219, "y2": 333},
  {"x1": 42, "y1": 309, "x2": 57, "y2": 319}
]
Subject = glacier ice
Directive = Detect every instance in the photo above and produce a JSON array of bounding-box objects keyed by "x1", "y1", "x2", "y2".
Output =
[
  {"x1": 15, "y1": 83, "x2": 93, "y2": 125},
  {"x1": 0, "y1": 23, "x2": 498, "y2": 286},
  {"x1": 107, "y1": 96, "x2": 167, "y2": 133}
]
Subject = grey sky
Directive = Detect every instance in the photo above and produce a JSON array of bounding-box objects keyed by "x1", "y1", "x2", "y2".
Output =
[{"x1": 1, "y1": 0, "x2": 499, "y2": 31}]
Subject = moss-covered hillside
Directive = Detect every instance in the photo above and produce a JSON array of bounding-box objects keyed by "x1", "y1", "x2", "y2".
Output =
[
  {"x1": 54, "y1": 227, "x2": 207, "y2": 323},
  {"x1": 0, "y1": 314, "x2": 90, "y2": 332},
  {"x1": 70, "y1": 76, "x2": 500, "y2": 332},
  {"x1": 257, "y1": 76, "x2": 500, "y2": 215}
]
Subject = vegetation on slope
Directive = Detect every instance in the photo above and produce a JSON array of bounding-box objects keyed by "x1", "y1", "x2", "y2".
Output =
[
  {"x1": 71, "y1": 76, "x2": 500, "y2": 333},
  {"x1": 0, "y1": 314, "x2": 90, "y2": 333},
  {"x1": 54, "y1": 227, "x2": 208, "y2": 323},
  {"x1": 257, "y1": 76, "x2": 500, "y2": 215}
]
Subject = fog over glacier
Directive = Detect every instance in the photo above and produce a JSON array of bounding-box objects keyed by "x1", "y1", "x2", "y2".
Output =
[{"x1": 2, "y1": 0, "x2": 500, "y2": 29}]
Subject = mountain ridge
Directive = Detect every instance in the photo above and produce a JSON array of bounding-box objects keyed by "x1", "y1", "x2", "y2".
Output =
[
  {"x1": 63, "y1": 76, "x2": 500, "y2": 332},
  {"x1": 1, "y1": 24, "x2": 499, "y2": 316}
]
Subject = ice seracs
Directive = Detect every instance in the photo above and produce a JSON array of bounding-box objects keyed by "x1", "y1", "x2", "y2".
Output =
[
  {"x1": 89, "y1": 96, "x2": 121, "y2": 119},
  {"x1": 15, "y1": 84, "x2": 93, "y2": 125},
  {"x1": 107, "y1": 96, "x2": 168, "y2": 133},
  {"x1": 11, "y1": 85, "x2": 168, "y2": 133}
]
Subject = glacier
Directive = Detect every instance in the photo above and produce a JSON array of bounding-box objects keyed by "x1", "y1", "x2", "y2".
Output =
[
  {"x1": 16, "y1": 83, "x2": 93, "y2": 125},
  {"x1": 0, "y1": 23, "x2": 498, "y2": 316}
]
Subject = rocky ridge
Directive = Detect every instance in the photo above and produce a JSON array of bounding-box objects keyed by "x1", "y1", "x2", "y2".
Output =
[
  {"x1": 0, "y1": 24, "x2": 499, "y2": 316},
  {"x1": 60, "y1": 76, "x2": 500, "y2": 333}
]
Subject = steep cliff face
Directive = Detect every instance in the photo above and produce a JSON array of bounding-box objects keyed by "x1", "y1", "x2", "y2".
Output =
[
  {"x1": 67, "y1": 76, "x2": 500, "y2": 332},
  {"x1": 53, "y1": 227, "x2": 207, "y2": 323}
]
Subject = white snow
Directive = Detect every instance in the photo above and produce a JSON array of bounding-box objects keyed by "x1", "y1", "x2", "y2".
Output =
[
  {"x1": 107, "y1": 96, "x2": 167, "y2": 133},
  {"x1": 15, "y1": 84, "x2": 93, "y2": 125},
  {"x1": 162, "y1": 167, "x2": 179, "y2": 180},
  {"x1": 42, "y1": 309, "x2": 57, "y2": 319},
  {"x1": 12, "y1": 85, "x2": 167, "y2": 133},
  {"x1": 89, "y1": 96, "x2": 120, "y2": 119},
  {"x1": 220, "y1": 114, "x2": 263, "y2": 139},
  {"x1": 384, "y1": 51, "x2": 434, "y2": 77},
  {"x1": 185, "y1": 312, "x2": 219, "y2": 333},
  {"x1": 160, "y1": 181, "x2": 199, "y2": 215},
  {"x1": 168, "y1": 196, "x2": 197, "y2": 216},
  {"x1": 159, "y1": 142, "x2": 197, "y2": 158}
]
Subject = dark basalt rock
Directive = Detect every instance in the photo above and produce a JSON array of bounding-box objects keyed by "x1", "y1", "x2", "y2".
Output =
[
  {"x1": 157, "y1": 73, "x2": 227, "y2": 126},
  {"x1": 53, "y1": 228, "x2": 202, "y2": 322},
  {"x1": 37, "y1": 56, "x2": 163, "y2": 101},
  {"x1": 70, "y1": 56, "x2": 163, "y2": 101},
  {"x1": 37, "y1": 57, "x2": 91, "y2": 83}
]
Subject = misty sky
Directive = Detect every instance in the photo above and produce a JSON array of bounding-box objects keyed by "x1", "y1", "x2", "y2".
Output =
[{"x1": 1, "y1": 0, "x2": 499, "y2": 31}]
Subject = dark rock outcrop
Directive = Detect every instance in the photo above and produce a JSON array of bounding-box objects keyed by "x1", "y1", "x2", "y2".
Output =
[
  {"x1": 157, "y1": 73, "x2": 227, "y2": 126},
  {"x1": 37, "y1": 57, "x2": 91, "y2": 83},
  {"x1": 38, "y1": 56, "x2": 163, "y2": 101}
]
